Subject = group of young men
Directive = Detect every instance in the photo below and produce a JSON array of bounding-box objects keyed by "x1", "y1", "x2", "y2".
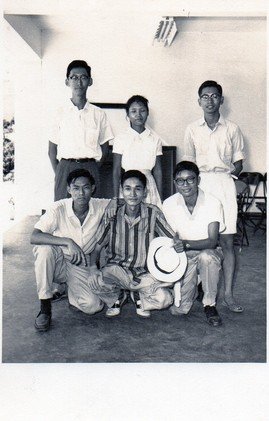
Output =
[{"x1": 31, "y1": 60, "x2": 245, "y2": 332}]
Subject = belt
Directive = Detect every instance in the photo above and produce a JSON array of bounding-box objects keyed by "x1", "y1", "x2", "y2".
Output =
[{"x1": 62, "y1": 158, "x2": 96, "y2": 163}]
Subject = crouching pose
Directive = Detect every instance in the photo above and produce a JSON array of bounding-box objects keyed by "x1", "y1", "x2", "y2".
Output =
[
  {"x1": 88, "y1": 170, "x2": 182, "y2": 318},
  {"x1": 31, "y1": 169, "x2": 116, "y2": 331},
  {"x1": 163, "y1": 161, "x2": 224, "y2": 326}
]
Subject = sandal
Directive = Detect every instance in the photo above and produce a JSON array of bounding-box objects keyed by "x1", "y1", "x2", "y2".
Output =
[{"x1": 223, "y1": 300, "x2": 244, "y2": 313}]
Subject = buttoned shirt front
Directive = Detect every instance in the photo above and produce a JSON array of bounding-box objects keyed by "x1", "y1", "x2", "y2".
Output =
[
  {"x1": 163, "y1": 188, "x2": 225, "y2": 241},
  {"x1": 112, "y1": 126, "x2": 162, "y2": 171},
  {"x1": 95, "y1": 202, "x2": 174, "y2": 276},
  {"x1": 183, "y1": 115, "x2": 245, "y2": 173},
  {"x1": 51, "y1": 100, "x2": 114, "y2": 161},
  {"x1": 34, "y1": 198, "x2": 110, "y2": 255}
]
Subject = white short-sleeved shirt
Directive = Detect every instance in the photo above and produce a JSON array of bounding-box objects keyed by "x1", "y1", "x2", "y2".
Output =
[
  {"x1": 34, "y1": 198, "x2": 110, "y2": 255},
  {"x1": 163, "y1": 188, "x2": 225, "y2": 241},
  {"x1": 183, "y1": 115, "x2": 245, "y2": 173},
  {"x1": 112, "y1": 126, "x2": 162, "y2": 171},
  {"x1": 50, "y1": 100, "x2": 114, "y2": 161}
]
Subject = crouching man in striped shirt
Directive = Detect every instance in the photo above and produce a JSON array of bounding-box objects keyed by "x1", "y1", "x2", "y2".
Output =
[{"x1": 88, "y1": 170, "x2": 182, "y2": 318}]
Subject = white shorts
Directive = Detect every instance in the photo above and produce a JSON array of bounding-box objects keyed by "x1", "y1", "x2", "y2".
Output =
[{"x1": 199, "y1": 172, "x2": 237, "y2": 234}]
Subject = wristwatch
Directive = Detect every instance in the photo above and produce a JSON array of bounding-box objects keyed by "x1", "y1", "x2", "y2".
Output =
[{"x1": 184, "y1": 242, "x2": 191, "y2": 250}]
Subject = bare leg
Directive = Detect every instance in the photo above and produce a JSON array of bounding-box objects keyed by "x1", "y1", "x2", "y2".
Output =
[{"x1": 219, "y1": 234, "x2": 244, "y2": 312}]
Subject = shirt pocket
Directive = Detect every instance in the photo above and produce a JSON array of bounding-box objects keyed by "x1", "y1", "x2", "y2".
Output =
[
  {"x1": 217, "y1": 136, "x2": 233, "y2": 165},
  {"x1": 84, "y1": 125, "x2": 99, "y2": 147}
]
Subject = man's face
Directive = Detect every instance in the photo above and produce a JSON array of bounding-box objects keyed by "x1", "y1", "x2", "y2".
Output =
[
  {"x1": 198, "y1": 86, "x2": 223, "y2": 114},
  {"x1": 127, "y1": 101, "x2": 148, "y2": 130},
  {"x1": 65, "y1": 67, "x2": 92, "y2": 96},
  {"x1": 67, "y1": 176, "x2": 94, "y2": 205},
  {"x1": 174, "y1": 170, "x2": 199, "y2": 199},
  {"x1": 122, "y1": 177, "x2": 147, "y2": 207}
]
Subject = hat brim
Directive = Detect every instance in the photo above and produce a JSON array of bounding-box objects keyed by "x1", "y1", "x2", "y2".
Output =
[{"x1": 147, "y1": 237, "x2": 187, "y2": 283}]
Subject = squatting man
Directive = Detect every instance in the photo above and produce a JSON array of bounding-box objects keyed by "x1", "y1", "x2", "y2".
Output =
[{"x1": 31, "y1": 166, "x2": 224, "y2": 331}]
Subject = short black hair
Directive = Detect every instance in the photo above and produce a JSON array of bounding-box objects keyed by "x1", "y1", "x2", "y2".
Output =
[
  {"x1": 126, "y1": 95, "x2": 149, "y2": 114},
  {"x1": 198, "y1": 80, "x2": 222, "y2": 97},
  {"x1": 66, "y1": 60, "x2": 91, "y2": 78},
  {"x1": 121, "y1": 170, "x2": 147, "y2": 188},
  {"x1": 66, "y1": 169, "x2": 95, "y2": 186},
  {"x1": 173, "y1": 161, "x2": 200, "y2": 179}
]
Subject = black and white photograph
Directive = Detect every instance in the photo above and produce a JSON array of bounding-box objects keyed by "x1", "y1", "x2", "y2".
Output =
[{"x1": 1, "y1": 0, "x2": 268, "y2": 420}]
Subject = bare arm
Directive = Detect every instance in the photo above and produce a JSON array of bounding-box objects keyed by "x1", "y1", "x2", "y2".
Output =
[
  {"x1": 30, "y1": 228, "x2": 87, "y2": 266},
  {"x1": 112, "y1": 153, "x2": 122, "y2": 197},
  {"x1": 48, "y1": 141, "x2": 59, "y2": 174},
  {"x1": 152, "y1": 155, "x2": 163, "y2": 200},
  {"x1": 182, "y1": 221, "x2": 220, "y2": 250},
  {"x1": 232, "y1": 159, "x2": 243, "y2": 177}
]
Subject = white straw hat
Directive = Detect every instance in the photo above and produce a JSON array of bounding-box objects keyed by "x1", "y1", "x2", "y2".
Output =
[{"x1": 147, "y1": 237, "x2": 187, "y2": 283}]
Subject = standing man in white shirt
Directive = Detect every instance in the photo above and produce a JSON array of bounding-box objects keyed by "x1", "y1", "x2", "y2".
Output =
[
  {"x1": 49, "y1": 60, "x2": 114, "y2": 200},
  {"x1": 163, "y1": 161, "x2": 224, "y2": 326},
  {"x1": 183, "y1": 80, "x2": 245, "y2": 312}
]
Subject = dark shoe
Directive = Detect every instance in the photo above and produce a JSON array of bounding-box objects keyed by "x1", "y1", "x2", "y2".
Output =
[
  {"x1": 52, "y1": 290, "x2": 67, "y2": 302},
  {"x1": 204, "y1": 306, "x2": 222, "y2": 327},
  {"x1": 106, "y1": 291, "x2": 128, "y2": 317},
  {"x1": 35, "y1": 311, "x2": 51, "y2": 331}
]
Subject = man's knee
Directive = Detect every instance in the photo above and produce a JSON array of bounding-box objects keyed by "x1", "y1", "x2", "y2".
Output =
[
  {"x1": 74, "y1": 295, "x2": 104, "y2": 315},
  {"x1": 33, "y1": 245, "x2": 57, "y2": 260},
  {"x1": 198, "y1": 250, "x2": 221, "y2": 268},
  {"x1": 155, "y1": 288, "x2": 173, "y2": 309}
]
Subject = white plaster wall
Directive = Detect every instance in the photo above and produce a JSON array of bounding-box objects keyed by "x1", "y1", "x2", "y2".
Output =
[
  {"x1": 3, "y1": 21, "x2": 47, "y2": 219},
  {"x1": 42, "y1": 17, "x2": 266, "y2": 175},
  {"x1": 4, "y1": 13, "x2": 267, "y2": 217}
]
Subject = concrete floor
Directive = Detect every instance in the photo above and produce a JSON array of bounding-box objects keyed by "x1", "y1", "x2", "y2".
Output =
[{"x1": 2, "y1": 216, "x2": 266, "y2": 363}]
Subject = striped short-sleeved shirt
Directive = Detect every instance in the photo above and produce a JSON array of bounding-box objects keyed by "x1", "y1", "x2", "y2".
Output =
[{"x1": 95, "y1": 202, "x2": 175, "y2": 277}]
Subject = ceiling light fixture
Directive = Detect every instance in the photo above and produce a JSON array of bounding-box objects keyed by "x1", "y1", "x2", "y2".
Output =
[{"x1": 153, "y1": 17, "x2": 178, "y2": 47}]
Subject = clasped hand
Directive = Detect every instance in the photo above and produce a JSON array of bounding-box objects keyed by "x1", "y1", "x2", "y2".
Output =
[
  {"x1": 173, "y1": 233, "x2": 184, "y2": 253},
  {"x1": 67, "y1": 240, "x2": 87, "y2": 266}
]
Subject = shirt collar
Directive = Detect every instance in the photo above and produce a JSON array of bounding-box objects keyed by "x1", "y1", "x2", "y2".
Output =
[
  {"x1": 176, "y1": 188, "x2": 205, "y2": 208},
  {"x1": 120, "y1": 201, "x2": 149, "y2": 220},
  {"x1": 199, "y1": 114, "x2": 226, "y2": 127},
  {"x1": 67, "y1": 98, "x2": 90, "y2": 112},
  {"x1": 127, "y1": 126, "x2": 151, "y2": 138},
  {"x1": 67, "y1": 198, "x2": 93, "y2": 218}
]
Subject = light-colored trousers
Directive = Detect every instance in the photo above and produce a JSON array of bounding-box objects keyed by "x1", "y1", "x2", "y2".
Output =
[
  {"x1": 88, "y1": 264, "x2": 173, "y2": 311},
  {"x1": 175, "y1": 248, "x2": 223, "y2": 314},
  {"x1": 33, "y1": 245, "x2": 103, "y2": 314}
]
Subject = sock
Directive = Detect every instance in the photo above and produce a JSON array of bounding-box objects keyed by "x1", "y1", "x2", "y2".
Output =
[{"x1": 40, "y1": 299, "x2": 51, "y2": 315}]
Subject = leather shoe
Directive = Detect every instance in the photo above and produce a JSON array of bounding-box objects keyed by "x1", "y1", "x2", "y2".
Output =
[
  {"x1": 204, "y1": 306, "x2": 222, "y2": 327},
  {"x1": 35, "y1": 311, "x2": 51, "y2": 331}
]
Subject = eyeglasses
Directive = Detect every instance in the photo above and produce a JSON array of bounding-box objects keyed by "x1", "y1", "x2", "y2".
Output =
[
  {"x1": 174, "y1": 176, "x2": 196, "y2": 186},
  {"x1": 69, "y1": 75, "x2": 89, "y2": 81},
  {"x1": 200, "y1": 93, "x2": 221, "y2": 101}
]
